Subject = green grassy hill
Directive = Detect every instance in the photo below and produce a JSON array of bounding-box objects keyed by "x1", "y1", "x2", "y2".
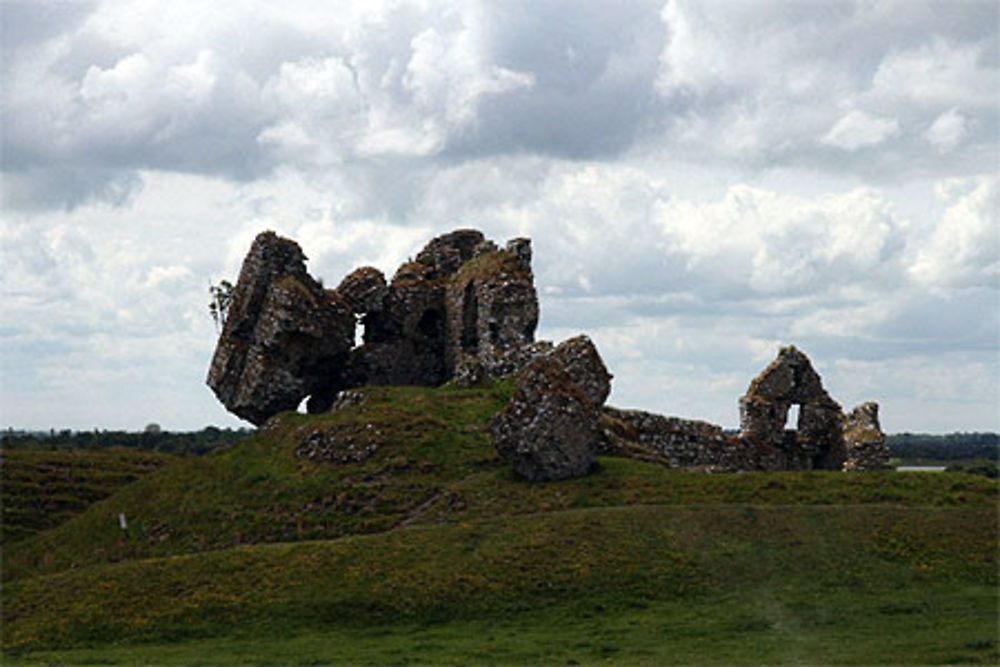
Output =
[
  {"x1": 1, "y1": 447, "x2": 177, "y2": 544},
  {"x1": 3, "y1": 383, "x2": 997, "y2": 664}
]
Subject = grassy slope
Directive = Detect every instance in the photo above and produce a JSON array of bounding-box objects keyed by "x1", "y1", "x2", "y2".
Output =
[
  {"x1": 4, "y1": 505, "x2": 996, "y2": 662},
  {"x1": 2, "y1": 383, "x2": 515, "y2": 580},
  {"x1": 5, "y1": 384, "x2": 994, "y2": 582},
  {"x1": 0, "y1": 448, "x2": 177, "y2": 544},
  {"x1": 10, "y1": 585, "x2": 996, "y2": 666},
  {"x1": 3, "y1": 383, "x2": 998, "y2": 663}
]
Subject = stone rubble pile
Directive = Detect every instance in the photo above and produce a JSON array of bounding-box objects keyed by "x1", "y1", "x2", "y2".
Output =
[{"x1": 294, "y1": 422, "x2": 385, "y2": 464}]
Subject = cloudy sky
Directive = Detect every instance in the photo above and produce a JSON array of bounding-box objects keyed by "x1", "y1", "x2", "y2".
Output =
[{"x1": 2, "y1": 0, "x2": 997, "y2": 433}]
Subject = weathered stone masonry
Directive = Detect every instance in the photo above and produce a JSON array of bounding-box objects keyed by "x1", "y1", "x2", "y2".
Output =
[
  {"x1": 208, "y1": 229, "x2": 540, "y2": 426},
  {"x1": 738, "y1": 345, "x2": 847, "y2": 471},
  {"x1": 491, "y1": 335, "x2": 612, "y2": 481},
  {"x1": 598, "y1": 345, "x2": 887, "y2": 473},
  {"x1": 208, "y1": 228, "x2": 888, "y2": 478},
  {"x1": 206, "y1": 232, "x2": 355, "y2": 426}
]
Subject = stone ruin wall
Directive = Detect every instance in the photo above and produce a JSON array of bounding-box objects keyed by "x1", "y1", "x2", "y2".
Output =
[
  {"x1": 205, "y1": 232, "x2": 356, "y2": 426},
  {"x1": 444, "y1": 237, "x2": 540, "y2": 380},
  {"x1": 842, "y1": 402, "x2": 891, "y2": 470},
  {"x1": 737, "y1": 345, "x2": 848, "y2": 471},
  {"x1": 207, "y1": 228, "x2": 889, "y2": 478},
  {"x1": 208, "y1": 229, "x2": 540, "y2": 426},
  {"x1": 599, "y1": 407, "x2": 784, "y2": 472},
  {"x1": 596, "y1": 345, "x2": 888, "y2": 473}
]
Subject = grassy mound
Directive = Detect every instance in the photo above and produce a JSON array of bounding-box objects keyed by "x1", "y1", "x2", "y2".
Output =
[
  {"x1": 6, "y1": 384, "x2": 995, "y2": 582},
  {"x1": 2, "y1": 382, "x2": 997, "y2": 663},
  {"x1": 1, "y1": 448, "x2": 177, "y2": 544},
  {"x1": 2, "y1": 383, "x2": 514, "y2": 580},
  {"x1": 4, "y1": 504, "x2": 996, "y2": 658}
]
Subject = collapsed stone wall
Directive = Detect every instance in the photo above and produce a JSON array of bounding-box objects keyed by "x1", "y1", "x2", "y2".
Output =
[
  {"x1": 600, "y1": 407, "x2": 785, "y2": 472},
  {"x1": 593, "y1": 346, "x2": 887, "y2": 475},
  {"x1": 492, "y1": 335, "x2": 611, "y2": 481},
  {"x1": 208, "y1": 229, "x2": 539, "y2": 425},
  {"x1": 206, "y1": 232, "x2": 355, "y2": 425},
  {"x1": 843, "y1": 402, "x2": 891, "y2": 470}
]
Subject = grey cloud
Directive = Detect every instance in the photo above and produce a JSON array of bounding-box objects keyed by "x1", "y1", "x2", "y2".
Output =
[
  {"x1": 449, "y1": 0, "x2": 665, "y2": 159},
  {"x1": 2, "y1": 1, "x2": 997, "y2": 432},
  {"x1": 3, "y1": 1, "x2": 670, "y2": 209},
  {"x1": 7, "y1": 0, "x2": 997, "y2": 212},
  {"x1": 1, "y1": 167, "x2": 143, "y2": 211},
  {"x1": 655, "y1": 0, "x2": 999, "y2": 179},
  {"x1": 2, "y1": 4, "x2": 343, "y2": 209},
  {"x1": 870, "y1": 288, "x2": 1000, "y2": 353},
  {"x1": 0, "y1": 0, "x2": 96, "y2": 53}
]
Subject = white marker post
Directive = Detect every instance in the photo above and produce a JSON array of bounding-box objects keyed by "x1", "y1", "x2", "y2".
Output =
[{"x1": 119, "y1": 513, "x2": 128, "y2": 531}]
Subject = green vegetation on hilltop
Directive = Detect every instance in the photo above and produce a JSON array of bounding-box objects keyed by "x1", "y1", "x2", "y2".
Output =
[
  {"x1": 2, "y1": 382, "x2": 997, "y2": 664},
  {"x1": 2, "y1": 383, "x2": 516, "y2": 580},
  {"x1": 6, "y1": 383, "x2": 995, "y2": 582}
]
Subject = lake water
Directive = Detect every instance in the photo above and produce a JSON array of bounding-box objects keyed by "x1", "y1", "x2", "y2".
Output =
[{"x1": 896, "y1": 466, "x2": 947, "y2": 472}]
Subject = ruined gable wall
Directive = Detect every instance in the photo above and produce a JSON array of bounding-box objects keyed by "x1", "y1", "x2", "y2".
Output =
[{"x1": 738, "y1": 346, "x2": 846, "y2": 470}]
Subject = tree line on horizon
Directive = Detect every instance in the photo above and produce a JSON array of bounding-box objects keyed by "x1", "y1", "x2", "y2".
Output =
[
  {"x1": 886, "y1": 432, "x2": 998, "y2": 461},
  {"x1": 2, "y1": 425, "x2": 253, "y2": 456},
  {"x1": 2, "y1": 427, "x2": 996, "y2": 461}
]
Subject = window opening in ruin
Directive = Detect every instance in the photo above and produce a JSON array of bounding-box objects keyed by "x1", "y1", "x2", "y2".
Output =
[
  {"x1": 461, "y1": 282, "x2": 479, "y2": 352},
  {"x1": 354, "y1": 316, "x2": 364, "y2": 350},
  {"x1": 786, "y1": 404, "x2": 800, "y2": 430}
]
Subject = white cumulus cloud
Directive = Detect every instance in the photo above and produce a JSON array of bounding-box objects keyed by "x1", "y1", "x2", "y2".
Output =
[
  {"x1": 821, "y1": 110, "x2": 901, "y2": 151},
  {"x1": 923, "y1": 108, "x2": 968, "y2": 153},
  {"x1": 871, "y1": 38, "x2": 998, "y2": 108},
  {"x1": 910, "y1": 177, "x2": 999, "y2": 288},
  {"x1": 655, "y1": 184, "x2": 902, "y2": 295}
]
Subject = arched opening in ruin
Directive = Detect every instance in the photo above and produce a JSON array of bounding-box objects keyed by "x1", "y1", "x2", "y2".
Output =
[
  {"x1": 786, "y1": 404, "x2": 800, "y2": 430},
  {"x1": 461, "y1": 281, "x2": 479, "y2": 353}
]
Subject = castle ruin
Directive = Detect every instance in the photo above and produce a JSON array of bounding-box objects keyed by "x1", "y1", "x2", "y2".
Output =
[{"x1": 207, "y1": 228, "x2": 889, "y2": 479}]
